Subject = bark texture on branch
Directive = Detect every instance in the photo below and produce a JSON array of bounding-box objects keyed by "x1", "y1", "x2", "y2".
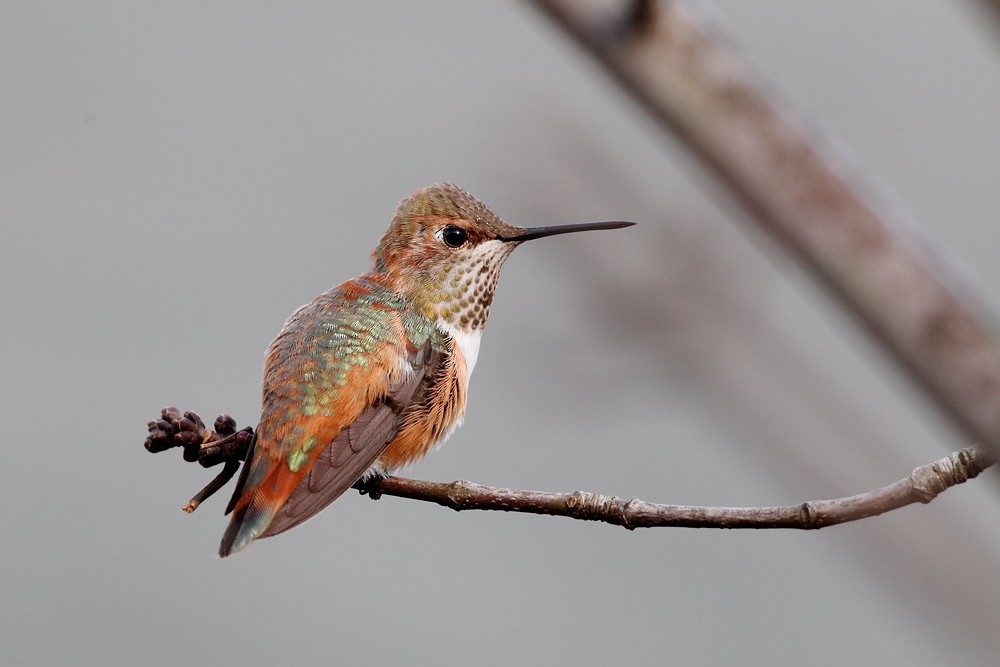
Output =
[
  {"x1": 373, "y1": 447, "x2": 992, "y2": 529},
  {"x1": 528, "y1": 0, "x2": 1000, "y2": 460}
]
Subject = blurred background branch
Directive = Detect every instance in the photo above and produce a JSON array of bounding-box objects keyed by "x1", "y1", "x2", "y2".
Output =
[
  {"x1": 528, "y1": 0, "x2": 1000, "y2": 462},
  {"x1": 985, "y1": 0, "x2": 1000, "y2": 21}
]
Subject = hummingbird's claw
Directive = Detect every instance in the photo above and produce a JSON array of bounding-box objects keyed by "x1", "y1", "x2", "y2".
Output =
[{"x1": 353, "y1": 475, "x2": 385, "y2": 501}]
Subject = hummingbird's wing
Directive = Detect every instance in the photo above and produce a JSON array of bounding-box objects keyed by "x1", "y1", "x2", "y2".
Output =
[
  {"x1": 258, "y1": 348, "x2": 443, "y2": 537},
  {"x1": 219, "y1": 280, "x2": 450, "y2": 557}
]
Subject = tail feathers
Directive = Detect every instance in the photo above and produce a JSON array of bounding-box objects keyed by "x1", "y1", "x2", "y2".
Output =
[
  {"x1": 219, "y1": 495, "x2": 277, "y2": 558},
  {"x1": 225, "y1": 432, "x2": 258, "y2": 516},
  {"x1": 219, "y1": 440, "x2": 279, "y2": 557}
]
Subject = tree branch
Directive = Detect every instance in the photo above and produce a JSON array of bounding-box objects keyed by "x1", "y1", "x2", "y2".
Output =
[
  {"x1": 373, "y1": 448, "x2": 992, "y2": 529},
  {"x1": 145, "y1": 408, "x2": 993, "y2": 529},
  {"x1": 527, "y1": 0, "x2": 1000, "y2": 461}
]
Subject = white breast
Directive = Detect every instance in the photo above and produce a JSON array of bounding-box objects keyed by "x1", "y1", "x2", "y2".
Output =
[{"x1": 438, "y1": 322, "x2": 481, "y2": 385}]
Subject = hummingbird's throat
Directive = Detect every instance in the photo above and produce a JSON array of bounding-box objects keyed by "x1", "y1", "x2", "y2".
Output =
[{"x1": 413, "y1": 239, "x2": 514, "y2": 331}]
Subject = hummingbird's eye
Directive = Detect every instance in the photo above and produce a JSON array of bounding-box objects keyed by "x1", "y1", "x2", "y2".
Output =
[{"x1": 441, "y1": 226, "x2": 468, "y2": 248}]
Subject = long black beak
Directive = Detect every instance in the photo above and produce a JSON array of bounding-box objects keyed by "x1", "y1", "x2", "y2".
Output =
[{"x1": 499, "y1": 221, "x2": 636, "y2": 242}]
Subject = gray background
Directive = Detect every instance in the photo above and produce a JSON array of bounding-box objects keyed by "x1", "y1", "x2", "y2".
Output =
[{"x1": 3, "y1": 1, "x2": 1000, "y2": 665}]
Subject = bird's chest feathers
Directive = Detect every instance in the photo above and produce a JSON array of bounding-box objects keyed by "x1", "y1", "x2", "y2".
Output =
[{"x1": 374, "y1": 323, "x2": 480, "y2": 471}]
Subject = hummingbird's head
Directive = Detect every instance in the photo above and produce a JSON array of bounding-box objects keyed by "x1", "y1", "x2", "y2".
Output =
[
  {"x1": 372, "y1": 183, "x2": 524, "y2": 331},
  {"x1": 372, "y1": 183, "x2": 634, "y2": 332}
]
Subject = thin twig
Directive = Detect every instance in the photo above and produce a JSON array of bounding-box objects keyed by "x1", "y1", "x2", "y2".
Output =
[
  {"x1": 372, "y1": 447, "x2": 993, "y2": 529},
  {"x1": 182, "y1": 460, "x2": 242, "y2": 513},
  {"x1": 527, "y1": 0, "x2": 1000, "y2": 461}
]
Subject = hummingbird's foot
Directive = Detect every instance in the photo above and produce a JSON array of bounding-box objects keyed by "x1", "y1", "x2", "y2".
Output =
[{"x1": 353, "y1": 474, "x2": 386, "y2": 501}]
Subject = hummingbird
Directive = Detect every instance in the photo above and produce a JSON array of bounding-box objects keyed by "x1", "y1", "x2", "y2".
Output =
[{"x1": 219, "y1": 183, "x2": 634, "y2": 557}]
